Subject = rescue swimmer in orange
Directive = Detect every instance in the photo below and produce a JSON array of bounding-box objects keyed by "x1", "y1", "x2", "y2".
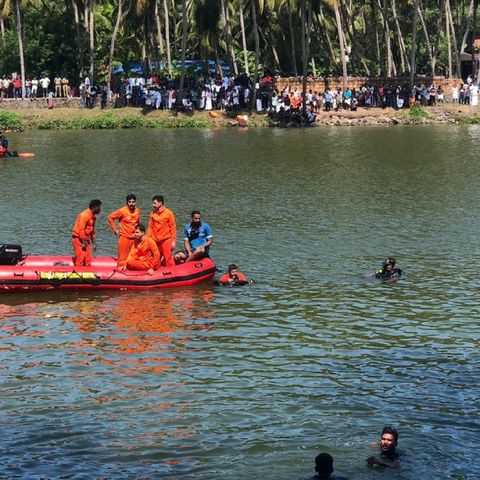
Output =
[
  {"x1": 120, "y1": 223, "x2": 160, "y2": 275},
  {"x1": 147, "y1": 195, "x2": 176, "y2": 267},
  {"x1": 218, "y1": 264, "x2": 249, "y2": 286},
  {"x1": 72, "y1": 199, "x2": 102, "y2": 266},
  {"x1": 107, "y1": 193, "x2": 141, "y2": 267}
]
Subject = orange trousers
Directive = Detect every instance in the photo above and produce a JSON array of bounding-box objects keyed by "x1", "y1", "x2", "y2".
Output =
[
  {"x1": 157, "y1": 239, "x2": 174, "y2": 267},
  {"x1": 117, "y1": 236, "x2": 134, "y2": 267},
  {"x1": 72, "y1": 237, "x2": 92, "y2": 266},
  {"x1": 126, "y1": 258, "x2": 151, "y2": 271}
]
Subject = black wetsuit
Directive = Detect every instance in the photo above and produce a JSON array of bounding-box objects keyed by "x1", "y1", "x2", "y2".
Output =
[{"x1": 375, "y1": 268, "x2": 402, "y2": 280}]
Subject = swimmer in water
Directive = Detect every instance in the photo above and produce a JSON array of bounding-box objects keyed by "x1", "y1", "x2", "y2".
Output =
[
  {"x1": 366, "y1": 426, "x2": 401, "y2": 468},
  {"x1": 374, "y1": 257, "x2": 402, "y2": 280},
  {"x1": 218, "y1": 264, "x2": 250, "y2": 286}
]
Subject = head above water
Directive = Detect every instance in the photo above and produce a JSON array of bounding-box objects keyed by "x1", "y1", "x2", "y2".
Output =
[
  {"x1": 380, "y1": 426, "x2": 399, "y2": 453},
  {"x1": 314, "y1": 452, "x2": 334, "y2": 477},
  {"x1": 89, "y1": 199, "x2": 102, "y2": 213},
  {"x1": 383, "y1": 257, "x2": 396, "y2": 269}
]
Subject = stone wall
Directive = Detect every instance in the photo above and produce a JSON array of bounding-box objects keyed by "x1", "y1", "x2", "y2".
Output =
[
  {"x1": 0, "y1": 97, "x2": 82, "y2": 109},
  {"x1": 274, "y1": 76, "x2": 461, "y2": 92}
]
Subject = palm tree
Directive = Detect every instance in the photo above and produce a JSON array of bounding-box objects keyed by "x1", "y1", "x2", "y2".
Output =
[
  {"x1": 410, "y1": 0, "x2": 419, "y2": 86},
  {"x1": 177, "y1": 0, "x2": 187, "y2": 105},
  {"x1": 106, "y1": 0, "x2": 127, "y2": 106},
  {"x1": 3, "y1": 0, "x2": 28, "y2": 97}
]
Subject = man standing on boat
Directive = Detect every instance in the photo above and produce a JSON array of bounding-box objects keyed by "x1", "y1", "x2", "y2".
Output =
[
  {"x1": 184, "y1": 210, "x2": 213, "y2": 261},
  {"x1": 147, "y1": 195, "x2": 176, "y2": 267},
  {"x1": 107, "y1": 193, "x2": 141, "y2": 267},
  {"x1": 72, "y1": 199, "x2": 102, "y2": 266},
  {"x1": 120, "y1": 224, "x2": 160, "y2": 275}
]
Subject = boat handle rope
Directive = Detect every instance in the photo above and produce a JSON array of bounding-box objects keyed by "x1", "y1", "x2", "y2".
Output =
[{"x1": 35, "y1": 269, "x2": 117, "y2": 287}]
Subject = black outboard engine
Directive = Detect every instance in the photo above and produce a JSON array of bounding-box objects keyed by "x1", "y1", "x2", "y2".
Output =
[{"x1": 0, "y1": 244, "x2": 22, "y2": 265}]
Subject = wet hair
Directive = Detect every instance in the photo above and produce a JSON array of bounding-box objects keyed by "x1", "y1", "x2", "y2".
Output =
[
  {"x1": 382, "y1": 426, "x2": 399, "y2": 443},
  {"x1": 191, "y1": 210, "x2": 201, "y2": 217},
  {"x1": 136, "y1": 223, "x2": 146, "y2": 233},
  {"x1": 89, "y1": 199, "x2": 102, "y2": 209},
  {"x1": 152, "y1": 195, "x2": 164, "y2": 204},
  {"x1": 314, "y1": 452, "x2": 334, "y2": 476},
  {"x1": 383, "y1": 257, "x2": 396, "y2": 267},
  {"x1": 126, "y1": 193, "x2": 136, "y2": 202},
  {"x1": 228, "y1": 264, "x2": 238, "y2": 272}
]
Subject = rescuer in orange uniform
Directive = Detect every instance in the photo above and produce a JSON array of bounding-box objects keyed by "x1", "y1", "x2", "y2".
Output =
[
  {"x1": 72, "y1": 199, "x2": 102, "y2": 266},
  {"x1": 218, "y1": 264, "x2": 249, "y2": 285},
  {"x1": 107, "y1": 193, "x2": 141, "y2": 267},
  {"x1": 147, "y1": 195, "x2": 176, "y2": 267},
  {"x1": 120, "y1": 224, "x2": 160, "y2": 275}
]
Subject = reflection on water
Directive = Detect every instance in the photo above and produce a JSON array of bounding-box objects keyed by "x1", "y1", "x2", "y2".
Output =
[{"x1": 0, "y1": 127, "x2": 479, "y2": 479}]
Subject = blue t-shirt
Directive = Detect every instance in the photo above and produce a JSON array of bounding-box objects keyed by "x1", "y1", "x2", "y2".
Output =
[{"x1": 184, "y1": 222, "x2": 213, "y2": 250}]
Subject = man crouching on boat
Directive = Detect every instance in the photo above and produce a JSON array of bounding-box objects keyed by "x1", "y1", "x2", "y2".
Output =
[{"x1": 119, "y1": 224, "x2": 160, "y2": 275}]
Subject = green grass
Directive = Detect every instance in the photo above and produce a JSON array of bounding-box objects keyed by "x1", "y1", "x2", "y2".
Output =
[
  {"x1": 30, "y1": 114, "x2": 210, "y2": 130},
  {"x1": 405, "y1": 105, "x2": 431, "y2": 121},
  {"x1": 0, "y1": 110, "x2": 24, "y2": 130}
]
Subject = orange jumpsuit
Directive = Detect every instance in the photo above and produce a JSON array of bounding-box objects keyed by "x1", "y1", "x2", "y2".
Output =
[
  {"x1": 218, "y1": 272, "x2": 247, "y2": 284},
  {"x1": 107, "y1": 206, "x2": 141, "y2": 267},
  {"x1": 72, "y1": 208, "x2": 96, "y2": 266},
  {"x1": 126, "y1": 236, "x2": 160, "y2": 271},
  {"x1": 147, "y1": 207, "x2": 176, "y2": 267}
]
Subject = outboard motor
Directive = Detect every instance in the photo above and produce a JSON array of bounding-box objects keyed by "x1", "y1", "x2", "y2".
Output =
[{"x1": 0, "y1": 244, "x2": 22, "y2": 265}]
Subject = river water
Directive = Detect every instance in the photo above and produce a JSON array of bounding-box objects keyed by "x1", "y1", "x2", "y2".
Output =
[{"x1": 0, "y1": 126, "x2": 479, "y2": 479}]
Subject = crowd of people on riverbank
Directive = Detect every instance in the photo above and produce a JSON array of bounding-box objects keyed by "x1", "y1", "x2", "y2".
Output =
[
  {"x1": 0, "y1": 74, "x2": 70, "y2": 99},
  {"x1": 2, "y1": 69, "x2": 480, "y2": 116}
]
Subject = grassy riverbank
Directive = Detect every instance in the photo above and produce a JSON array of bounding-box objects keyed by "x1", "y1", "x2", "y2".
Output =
[{"x1": 1, "y1": 104, "x2": 480, "y2": 130}]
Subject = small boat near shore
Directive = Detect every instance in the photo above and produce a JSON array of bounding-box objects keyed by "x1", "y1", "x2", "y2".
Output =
[{"x1": 0, "y1": 247, "x2": 216, "y2": 292}]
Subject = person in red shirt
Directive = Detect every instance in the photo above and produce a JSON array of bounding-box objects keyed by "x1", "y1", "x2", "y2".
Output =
[
  {"x1": 147, "y1": 195, "x2": 176, "y2": 267},
  {"x1": 107, "y1": 193, "x2": 141, "y2": 267},
  {"x1": 218, "y1": 264, "x2": 249, "y2": 285},
  {"x1": 72, "y1": 199, "x2": 102, "y2": 266},
  {"x1": 120, "y1": 224, "x2": 160, "y2": 275}
]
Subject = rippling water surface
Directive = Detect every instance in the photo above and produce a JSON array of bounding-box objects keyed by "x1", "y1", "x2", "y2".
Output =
[{"x1": 0, "y1": 126, "x2": 479, "y2": 479}]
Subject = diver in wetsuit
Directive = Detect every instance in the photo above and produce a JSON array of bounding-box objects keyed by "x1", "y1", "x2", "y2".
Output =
[{"x1": 375, "y1": 257, "x2": 402, "y2": 280}]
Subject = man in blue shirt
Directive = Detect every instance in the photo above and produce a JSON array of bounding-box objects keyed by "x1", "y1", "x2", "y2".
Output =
[{"x1": 184, "y1": 210, "x2": 213, "y2": 262}]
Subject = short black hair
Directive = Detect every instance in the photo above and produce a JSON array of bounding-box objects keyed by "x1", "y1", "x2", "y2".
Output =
[
  {"x1": 314, "y1": 453, "x2": 334, "y2": 475},
  {"x1": 152, "y1": 195, "x2": 164, "y2": 204},
  {"x1": 228, "y1": 264, "x2": 238, "y2": 272},
  {"x1": 136, "y1": 223, "x2": 146, "y2": 233},
  {"x1": 191, "y1": 210, "x2": 201, "y2": 217},
  {"x1": 89, "y1": 199, "x2": 102, "y2": 209},
  {"x1": 126, "y1": 193, "x2": 136, "y2": 202},
  {"x1": 382, "y1": 426, "x2": 399, "y2": 443},
  {"x1": 384, "y1": 257, "x2": 396, "y2": 266}
]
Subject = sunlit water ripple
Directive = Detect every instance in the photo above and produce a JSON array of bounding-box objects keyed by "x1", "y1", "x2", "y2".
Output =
[{"x1": 0, "y1": 126, "x2": 479, "y2": 479}]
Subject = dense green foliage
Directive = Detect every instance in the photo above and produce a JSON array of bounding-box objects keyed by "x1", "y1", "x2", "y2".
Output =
[
  {"x1": 0, "y1": 0, "x2": 478, "y2": 85},
  {"x1": 30, "y1": 114, "x2": 209, "y2": 129}
]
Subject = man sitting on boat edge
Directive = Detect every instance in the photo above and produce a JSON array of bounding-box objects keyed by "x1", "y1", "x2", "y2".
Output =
[{"x1": 119, "y1": 224, "x2": 160, "y2": 275}]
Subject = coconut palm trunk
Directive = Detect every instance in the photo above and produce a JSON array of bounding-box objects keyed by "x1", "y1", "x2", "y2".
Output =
[
  {"x1": 163, "y1": 0, "x2": 172, "y2": 75},
  {"x1": 106, "y1": 0, "x2": 123, "y2": 107},
  {"x1": 250, "y1": 0, "x2": 260, "y2": 111},
  {"x1": 177, "y1": 0, "x2": 187, "y2": 106},
  {"x1": 15, "y1": 0, "x2": 25, "y2": 98},
  {"x1": 239, "y1": 2, "x2": 249, "y2": 75},
  {"x1": 410, "y1": 0, "x2": 420, "y2": 86},
  {"x1": 333, "y1": 1, "x2": 348, "y2": 91}
]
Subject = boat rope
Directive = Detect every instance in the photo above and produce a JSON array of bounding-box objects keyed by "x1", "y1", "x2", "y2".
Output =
[{"x1": 36, "y1": 269, "x2": 117, "y2": 287}]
